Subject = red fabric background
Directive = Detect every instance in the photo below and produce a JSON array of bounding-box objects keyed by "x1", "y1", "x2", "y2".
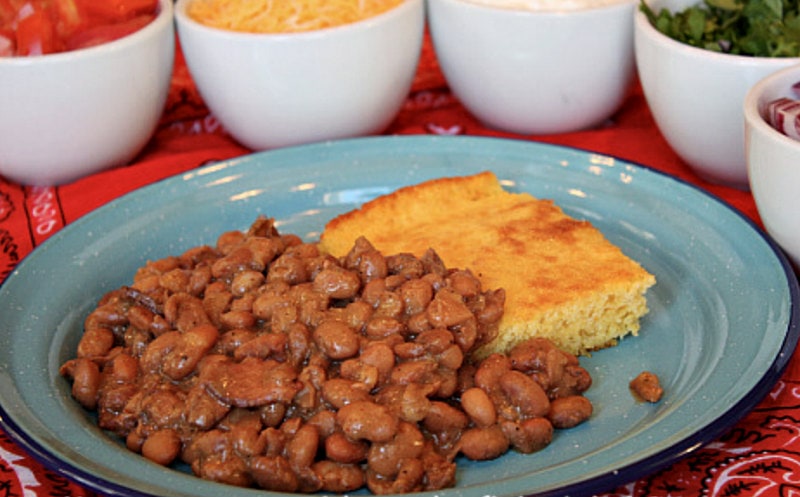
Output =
[{"x1": 1, "y1": 33, "x2": 797, "y2": 497}]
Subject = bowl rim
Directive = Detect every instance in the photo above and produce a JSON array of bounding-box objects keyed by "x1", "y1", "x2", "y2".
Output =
[
  {"x1": 635, "y1": 0, "x2": 800, "y2": 66},
  {"x1": 174, "y1": 0, "x2": 423, "y2": 40},
  {"x1": 744, "y1": 63, "x2": 800, "y2": 150},
  {"x1": 0, "y1": 0, "x2": 173, "y2": 65},
  {"x1": 428, "y1": 0, "x2": 637, "y2": 16}
]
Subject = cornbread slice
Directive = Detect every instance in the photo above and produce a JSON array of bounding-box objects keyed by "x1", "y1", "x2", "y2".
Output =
[{"x1": 319, "y1": 171, "x2": 656, "y2": 357}]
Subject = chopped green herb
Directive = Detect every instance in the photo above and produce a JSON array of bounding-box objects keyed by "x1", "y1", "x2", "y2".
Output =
[{"x1": 640, "y1": 0, "x2": 800, "y2": 57}]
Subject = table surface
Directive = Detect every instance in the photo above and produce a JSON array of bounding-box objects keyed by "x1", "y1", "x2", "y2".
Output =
[{"x1": 1, "y1": 34, "x2": 799, "y2": 497}]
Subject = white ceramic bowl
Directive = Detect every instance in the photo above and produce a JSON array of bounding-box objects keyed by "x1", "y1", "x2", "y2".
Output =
[
  {"x1": 745, "y1": 63, "x2": 800, "y2": 268},
  {"x1": 0, "y1": 0, "x2": 175, "y2": 186},
  {"x1": 635, "y1": 0, "x2": 800, "y2": 189},
  {"x1": 426, "y1": 0, "x2": 637, "y2": 135},
  {"x1": 174, "y1": 0, "x2": 425, "y2": 150}
]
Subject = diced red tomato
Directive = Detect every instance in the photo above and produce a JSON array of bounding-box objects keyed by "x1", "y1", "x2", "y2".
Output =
[
  {"x1": 77, "y1": 0, "x2": 157, "y2": 22},
  {"x1": 15, "y1": 6, "x2": 58, "y2": 55},
  {"x1": 65, "y1": 12, "x2": 152, "y2": 50},
  {"x1": 52, "y1": 0, "x2": 86, "y2": 40},
  {"x1": 0, "y1": 0, "x2": 156, "y2": 56}
]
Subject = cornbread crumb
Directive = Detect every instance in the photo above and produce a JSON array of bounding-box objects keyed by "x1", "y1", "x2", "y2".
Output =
[{"x1": 319, "y1": 171, "x2": 656, "y2": 357}]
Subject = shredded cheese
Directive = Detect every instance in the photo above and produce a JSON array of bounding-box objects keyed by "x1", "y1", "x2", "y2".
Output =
[{"x1": 187, "y1": 0, "x2": 405, "y2": 33}]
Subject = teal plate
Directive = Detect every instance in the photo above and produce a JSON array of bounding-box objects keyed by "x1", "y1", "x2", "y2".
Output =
[{"x1": 1, "y1": 136, "x2": 798, "y2": 497}]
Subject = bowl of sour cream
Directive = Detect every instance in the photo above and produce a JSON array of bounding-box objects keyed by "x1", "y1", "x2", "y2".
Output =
[{"x1": 426, "y1": 0, "x2": 637, "y2": 135}]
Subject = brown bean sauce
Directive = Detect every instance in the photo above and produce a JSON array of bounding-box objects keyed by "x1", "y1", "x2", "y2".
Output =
[{"x1": 60, "y1": 216, "x2": 593, "y2": 494}]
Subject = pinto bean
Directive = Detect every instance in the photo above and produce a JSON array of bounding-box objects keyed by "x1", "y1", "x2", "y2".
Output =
[
  {"x1": 461, "y1": 387, "x2": 496, "y2": 427},
  {"x1": 342, "y1": 237, "x2": 388, "y2": 281},
  {"x1": 447, "y1": 270, "x2": 481, "y2": 298},
  {"x1": 106, "y1": 352, "x2": 139, "y2": 384},
  {"x1": 250, "y1": 456, "x2": 299, "y2": 492},
  {"x1": 159, "y1": 268, "x2": 190, "y2": 294},
  {"x1": 459, "y1": 425, "x2": 510, "y2": 461},
  {"x1": 499, "y1": 370, "x2": 550, "y2": 419},
  {"x1": 219, "y1": 309, "x2": 256, "y2": 331},
  {"x1": 321, "y1": 378, "x2": 370, "y2": 409},
  {"x1": 423, "y1": 401, "x2": 469, "y2": 434},
  {"x1": 500, "y1": 417, "x2": 553, "y2": 454},
  {"x1": 141, "y1": 428, "x2": 181, "y2": 466},
  {"x1": 474, "y1": 353, "x2": 512, "y2": 391},
  {"x1": 76, "y1": 326, "x2": 115, "y2": 359},
  {"x1": 325, "y1": 432, "x2": 369, "y2": 464},
  {"x1": 312, "y1": 267, "x2": 362, "y2": 299},
  {"x1": 286, "y1": 424, "x2": 320, "y2": 470},
  {"x1": 164, "y1": 293, "x2": 211, "y2": 332},
  {"x1": 337, "y1": 401, "x2": 399, "y2": 443},
  {"x1": 365, "y1": 316, "x2": 405, "y2": 339},
  {"x1": 161, "y1": 324, "x2": 219, "y2": 380},
  {"x1": 65, "y1": 358, "x2": 101, "y2": 409},
  {"x1": 314, "y1": 460, "x2": 366, "y2": 493},
  {"x1": 340, "y1": 359, "x2": 379, "y2": 390},
  {"x1": 313, "y1": 320, "x2": 360, "y2": 360},
  {"x1": 426, "y1": 288, "x2": 474, "y2": 328},
  {"x1": 630, "y1": 371, "x2": 664, "y2": 403},
  {"x1": 245, "y1": 236, "x2": 284, "y2": 268},
  {"x1": 269, "y1": 253, "x2": 311, "y2": 285},
  {"x1": 548, "y1": 395, "x2": 593, "y2": 429},
  {"x1": 127, "y1": 304, "x2": 156, "y2": 331},
  {"x1": 399, "y1": 278, "x2": 433, "y2": 316},
  {"x1": 367, "y1": 422, "x2": 425, "y2": 477}
]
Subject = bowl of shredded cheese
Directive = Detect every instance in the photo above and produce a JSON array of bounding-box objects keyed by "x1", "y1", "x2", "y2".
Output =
[{"x1": 174, "y1": 0, "x2": 424, "y2": 150}]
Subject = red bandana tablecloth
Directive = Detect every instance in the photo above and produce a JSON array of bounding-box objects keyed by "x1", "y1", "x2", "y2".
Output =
[{"x1": 1, "y1": 34, "x2": 798, "y2": 497}]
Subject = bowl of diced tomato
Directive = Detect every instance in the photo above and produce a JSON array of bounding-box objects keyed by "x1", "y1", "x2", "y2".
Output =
[{"x1": 0, "y1": 0, "x2": 174, "y2": 185}]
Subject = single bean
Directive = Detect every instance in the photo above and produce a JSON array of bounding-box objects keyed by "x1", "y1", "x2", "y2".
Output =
[
  {"x1": 367, "y1": 421, "x2": 425, "y2": 477},
  {"x1": 76, "y1": 326, "x2": 115, "y2": 359},
  {"x1": 313, "y1": 320, "x2": 360, "y2": 360},
  {"x1": 548, "y1": 395, "x2": 593, "y2": 429},
  {"x1": 459, "y1": 425, "x2": 509, "y2": 461},
  {"x1": 629, "y1": 371, "x2": 664, "y2": 403},
  {"x1": 196, "y1": 453, "x2": 252, "y2": 487},
  {"x1": 68, "y1": 358, "x2": 101, "y2": 410},
  {"x1": 286, "y1": 423, "x2": 319, "y2": 470},
  {"x1": 141, "y1": 428, "x2": 181, "y2": 466},
  {"x1": 426, "y1": 288, "x2": 474, "y2": 328},
  {"x1": 313, "y1": 460, "x2": 366, "y2": 493},
  {"x1": 500, "y1": 417, "x2": 553, "y2": 454},
  {"x1": 250, "y1": 456, "x2": 299, "y2": 492},
  {"x1": 313, "y1": 267, "x2": 361, "y2": 299},
  {"x1": 461, "y1": 387, "x2": 496, "y2": 427},
  {"x1": 325, "y1": 432, "x2": 369, "y2": 464},
  {"x1": 446, "y1": 270, "x2": 481, "y2": 298},
  {"x1": 499, "y1": 370, "x2": 550, "y2": 418},
  {"x1": 337, "y1": 401, "x2": 398, "y2": 443},
  {"x1": 365, "y1": 316, "x2": 405, "y2": 339}
]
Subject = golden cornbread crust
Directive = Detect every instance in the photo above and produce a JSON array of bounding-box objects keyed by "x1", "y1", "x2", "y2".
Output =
[{"x1": 320, "y1": 171, "x2": 656, "y2": 357}]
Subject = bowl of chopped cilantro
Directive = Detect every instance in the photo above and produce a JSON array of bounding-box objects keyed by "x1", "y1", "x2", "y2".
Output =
[{"x1": 634, "y1": 0, "x2": 800, "y2": 189}]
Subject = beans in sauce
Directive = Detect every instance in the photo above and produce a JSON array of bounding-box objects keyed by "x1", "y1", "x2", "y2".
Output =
[{"x1": 60, "y1": 216, "x2": 594, "y2": 494}]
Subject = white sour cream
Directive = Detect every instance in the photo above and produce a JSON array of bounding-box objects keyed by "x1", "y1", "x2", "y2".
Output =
[{"x1": 461, "y1": 0, "x2": 633, "y2": 11}]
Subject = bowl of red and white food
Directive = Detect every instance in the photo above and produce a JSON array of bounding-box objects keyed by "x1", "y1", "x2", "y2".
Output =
[
  {"x1": 745, "y1": 62, "x2": 800, "y2": 268},
  {"x1": 0, "y1": 0, "x2": 174, "y2": 186},
  {"x1": 635, "y1": 0, "x2": 800, "y2": 190}
]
